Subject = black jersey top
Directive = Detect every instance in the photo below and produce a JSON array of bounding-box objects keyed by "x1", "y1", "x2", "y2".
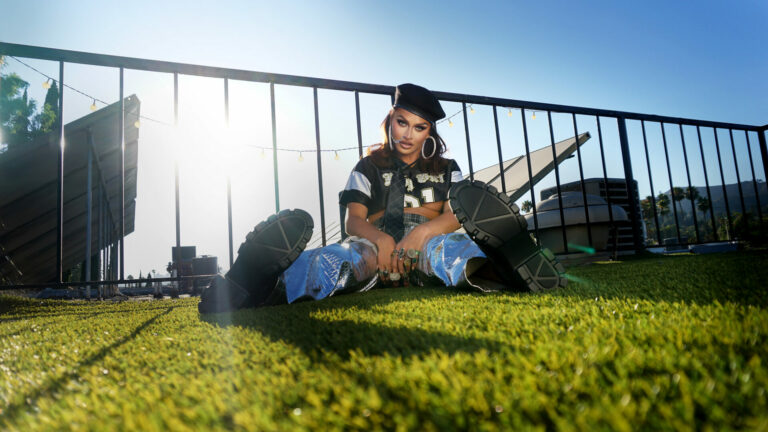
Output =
[{"x1": 339, "y1": 156, "x2": 464, "y2": 214}]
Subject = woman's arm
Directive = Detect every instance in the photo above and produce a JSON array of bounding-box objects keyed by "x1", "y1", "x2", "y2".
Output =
[
  {"x1": 392, "y1": 201, "x2": 460, "y2": 274},
  {"x1": 346, "y1": 202, "x2": 397, "y2": 275}
]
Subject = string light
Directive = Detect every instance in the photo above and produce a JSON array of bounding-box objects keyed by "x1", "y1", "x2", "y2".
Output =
[
  {"x1": 508, "y1": 108, "x2": 513, "y2": 117},
  {"x1": 532, "y1": 112, "x2": 536, "y2": 120},
  {"x1": 6, "y1": 55, "x2": 497, "y2": 158}
]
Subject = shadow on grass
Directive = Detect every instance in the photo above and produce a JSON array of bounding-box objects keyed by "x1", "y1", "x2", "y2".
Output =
[
  {"x1": 557, "y1": 250, "x2": 768, "y2": 307},
  {"x1": 0, "y1": 297, "x2": 185, "y2": 322},
  {"x1": 201, "y1": 288, "x2": 507, "y2": 360},
  {"x1": 0, "y1": 306, "x2": 174, "y2": 427}
]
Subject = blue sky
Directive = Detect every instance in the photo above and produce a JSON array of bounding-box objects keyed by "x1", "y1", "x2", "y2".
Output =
[
  {"x1": 1, "y1": 0, "x2": 766, "y2": 276},
  {"x1": 2, "y1": 0, "x2": 766, "y2": 123}
]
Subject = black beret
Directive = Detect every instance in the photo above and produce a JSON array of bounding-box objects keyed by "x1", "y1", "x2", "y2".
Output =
[{"x1": 393, "y1": 83, "x2": 446, "y2": 125}]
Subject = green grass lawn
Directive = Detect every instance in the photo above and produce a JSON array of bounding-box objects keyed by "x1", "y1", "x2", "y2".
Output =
[{"x1": 1, "y1": 251, "x2": 767, "y2": 431}]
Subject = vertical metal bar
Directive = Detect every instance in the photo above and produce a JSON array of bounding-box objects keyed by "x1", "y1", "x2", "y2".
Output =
[
  {"x1": 85, "y1": 135, "x2": 93, "y2": 299},
  {"x1": 173, "y1": 73, "x2": 182, "y2": 283},
  {"x1": 313, "y1": 87, "x2": 327, "y2": 246},
  {"x1": 56, "y1": 61, "x2": 64, "y2": 285},
  {"x1": 759, "y1": 129, "x2": 768, "y2": 187},
  {"x1": 547, "y1": 111, "x2": 568, "y2": 253},
  {"x1": 270, "y1": 82, "x2": 280, "y2": 212},
  {"x1": 118, "y1": 68, "x2": 125, "y2": 281},
  {"x1": 596, "y1": 117, "x2": 614, "y2": 229},
  {"x1": 492, "y1": 106, "x2": 507, "y2": 193},
  {"x1": 678, "y1": 124, "x2": 699, "y2": 243},
  {"x1": 745, "y1": 131, "x2": 763, "y2": 223},
  {"x1": 571, "y1": 113, "x2": 593, "y2": 247},
  {"x1": 728, "y1": 129, "x2": 747, "y2": 217},
  {"x1": 224, "y1": 78, "x2": 234, "y2": 268},
  {"x1": 641, "y1": 121, "x2": 661, "y2": 244},
  {"x1": 520, "y1": 109, "x2": 539, "y2": 245},
  {"x1": 618, "y1": 117, "x2": 644, "y2": 251},
  {"x1": 696, "y1": 126, "x2": 718, "y2": 240},
  {"x1": 462, "y1": 103, "x2": 474, "y2": 180},
  {"x1": 714, "y1": 129, "x2": 733, "y2": 238},
  {"x1": 98, "y1": 180, "x2": 103, "y2": 284},
  {"x1": 355, "y1": 91, "x2": 363, "y2": 159},
  {"x1": 660, "y1": 123, "x2": 682, "y2": 244}
]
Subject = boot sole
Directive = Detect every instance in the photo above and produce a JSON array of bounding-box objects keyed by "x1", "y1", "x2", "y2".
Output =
[
  {"x1": 240, "y1": 208, "x2": 314, "y2": 277},
  {"x1": 448, "y1": 180, "x2": 528, "y2": 248},
  {"x1": 449, "y1": 180, "x2": 567, "y2": 291}
]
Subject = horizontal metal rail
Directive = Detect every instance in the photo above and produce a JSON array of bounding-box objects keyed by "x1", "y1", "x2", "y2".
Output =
[
  {"x1": 0, "y1": 274, "x2": 218, "y2": 290},
  {"x1": 0, "y1": 42, "x2": 760, "y2": 131}
]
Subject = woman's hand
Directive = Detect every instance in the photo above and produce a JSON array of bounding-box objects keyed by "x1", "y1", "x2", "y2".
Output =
[
  {"x1": 391, "y1": 224, "x2": 432, "y2": 277},
  {"x1": 374, "y1": 233, "x2": 397, "y2": 282}
]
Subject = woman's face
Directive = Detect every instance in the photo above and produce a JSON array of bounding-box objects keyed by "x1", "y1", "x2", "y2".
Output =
[{"x1": 390, "y1": 108, "x2": 431, "y2": 163}]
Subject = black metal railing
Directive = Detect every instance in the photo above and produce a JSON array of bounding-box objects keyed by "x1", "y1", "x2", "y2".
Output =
[{"x1": 0, "y1": 42, "x2": 766, "y2": 292}]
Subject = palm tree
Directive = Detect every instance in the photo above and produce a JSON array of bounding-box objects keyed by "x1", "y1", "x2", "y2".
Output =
[
  {"x1": 696, "y1": 196, "x2": 711, "y2": 217},
  {"x1": 521, "y1": 200, "x2": 533, "y2": 214},
  {"x1": 656, "y1": 192, "x2": 671, "y2": 218},
  {"x1": 671, "y1": 187, "x2": 685, "y2": 222}
]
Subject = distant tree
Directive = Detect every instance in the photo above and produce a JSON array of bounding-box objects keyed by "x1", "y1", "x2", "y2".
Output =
[
  {"x1": 0, "y1": 72, "x2": 38, "y2": 149},
  {"x1": 521, "y1": 200, "x2": 533, "y2": 214},
  {"x1": 33, "y1": 80, "x2": 59, "y2": 135},
  {"x1": 696, "y1": 197, "x2": 711, "y2": 217},
  {"x1": 656, "y1": 193, "x2": 670, "y2": 217},
  {"x1": 1, "y1": 69, "x2": 58, "y2": 149},
  {"x1": 641, "y1": 196, "x2": 654, "y2": 219},
  {"x1": 671, "y1": 187, "x2": 685, "y2": 220},
  {"x1": 717, "y1": 215, "x2": 731, "y2": 240}
]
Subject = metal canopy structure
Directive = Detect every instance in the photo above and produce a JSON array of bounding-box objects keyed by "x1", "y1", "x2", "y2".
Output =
[
  {"x1": 471, "y1": 132, "x2": 591, "y2": 202},
  {"x1": 0, "y1": 97, "x2": 140, "y2": 284}
]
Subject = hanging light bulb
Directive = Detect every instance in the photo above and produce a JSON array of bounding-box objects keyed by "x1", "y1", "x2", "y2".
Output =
[
  {"x1": 90, "y1": 99, "x2": 97, "y2": 111},
  {"x1": 334, "y1": 151, "x2": 340, "y2": 161},
  {"x1": 508, "y1": 108, "x2": 513, "y2": 117},
  {"x1": 260, "y1": 149, "x2": 266, "y2": 159},
  {"x1": 470, "y1": 106, "x2": 475, "y2": 114},
  {"x1": 134, "y1": 120, "x2": 141, "y2": 128},
  {"x1": 298, "y1": 152, "x2": 304, "y2": 162},
  {"x1": 532, "y1": 112, "x2": 537, "y2": 120},
  {"x1": 42, "y1": 78, "x2": 52, "y2": 89},
  {"x1": 448, "y1": 119, "x2": 454, "y2": 128}
]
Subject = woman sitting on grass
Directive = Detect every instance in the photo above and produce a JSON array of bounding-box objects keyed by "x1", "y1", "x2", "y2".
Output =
[{"x1": 199, "y1": 83, "x2": 566, "y2": 313}]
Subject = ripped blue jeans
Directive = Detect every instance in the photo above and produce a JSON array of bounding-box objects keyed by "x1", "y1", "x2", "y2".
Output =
[{"x1": 279, "y1": 231, "x2": 493, "y2": 304}]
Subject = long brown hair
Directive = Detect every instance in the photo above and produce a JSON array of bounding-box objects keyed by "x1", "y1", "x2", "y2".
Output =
[{"x1": 368, "y1": 109, "x2": 450, "y2": 174}]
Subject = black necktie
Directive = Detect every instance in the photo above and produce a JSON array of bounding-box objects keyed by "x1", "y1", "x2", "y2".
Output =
[{"x1": 383, "y1": 162, "x2": 409, "y2": 242}]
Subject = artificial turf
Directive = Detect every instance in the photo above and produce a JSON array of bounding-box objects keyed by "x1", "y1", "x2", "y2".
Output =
[{"x1": 0, "y1": 251, "x2": 766, "y2": 431}]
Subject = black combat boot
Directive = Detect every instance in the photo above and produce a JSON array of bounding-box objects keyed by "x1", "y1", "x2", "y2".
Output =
[
  {"x1": 448, "y1": 180, "x2": 567, "y2": 292},
  {"x1": 198, "y1": 209, "x2": 314, "y2": 313}
]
